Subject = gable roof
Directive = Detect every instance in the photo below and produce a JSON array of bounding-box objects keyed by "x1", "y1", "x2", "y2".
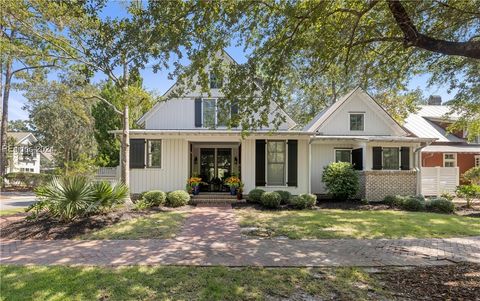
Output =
[
  {"x1": 404, "y1": 105, "x2": 464, "y2": 142},
  {"x1": 7, "y1": 132, "x2": 37, "y2": 144},
  {"x1": 137, "y1": 50, "x2": 297, "y2": 129},
  {"x1": 303, "y1": 87, "x2": 409, "y2": 136}
]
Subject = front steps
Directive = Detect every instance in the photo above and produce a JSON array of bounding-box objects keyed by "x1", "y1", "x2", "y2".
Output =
[{"x1": 190, "y1": 193, "x2": 245, "y2": 205}]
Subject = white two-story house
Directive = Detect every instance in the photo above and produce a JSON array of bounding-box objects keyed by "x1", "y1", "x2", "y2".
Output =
[
  {"x1": 6, "y1": 132, "x2": 41, "y2": 174},
  {"x1": 113, "y1": 52, "x2": 434, "y2": 201}
]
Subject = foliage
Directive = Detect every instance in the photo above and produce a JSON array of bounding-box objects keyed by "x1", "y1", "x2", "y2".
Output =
[
  {"x1": 400, "y1": 196, "x2": 426, "y2": 212},
  {"x1": 274, "y1": 190, "x2": 292, "y2": 204},
  {"x1": 463, "y1": 167, "x2": 480, "y2": 185},
  {"x1": 236, "y1": 208, "x2": 480, "y2": 239},
  {"x1": 4, "y1": 172, "x2": 50, "y2": 189},
  {"x1": 28, "y1": 176, "x2": 128, "y2": 222},
  {"x1": 383, "y1": 195, "x2": 407, "y2": 208},
  {"x1": 7, "y1": 120, "x2": 32, "y2": 132},
  {"x1": 142, "y1": 190, "x2": 167, "y2": 207},
  {"x1": 186, "y1": 177, "x2": 203, "y2": 189},
  {"x1": 224, "y1": 176, "x2": 242, "y2": 188},
  {"x1": 440, "y1": 192, "x2": 455, "y2": 202},
  {"x1": 289, "y1": 194, "x2": 317, "y2": 210},
  {"x1": 322, "y1": 162, "x2": 359, "y2": 200},
  {"x1": 166, "y1": 190, "x2": 190, "y2": 207},
  {"x1": 260, "y1": 192, "x2": 281, "y2": 209},
  {"x1": 426, "y1": 198, "x2": 455, "y2": 214},
  {"x1": 456, "y1": 184, "x2": 480, "y2": 208},
  {"x1": 247, "y1": 189, "x2": 265, "y2": 203}
]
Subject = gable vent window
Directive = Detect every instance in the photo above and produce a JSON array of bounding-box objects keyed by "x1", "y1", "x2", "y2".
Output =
[
  {"x1": 202, "y1": 99, "x2": 230, "y2": 128},
  {"x1": 209, "y1": 72, "x2": 223, "y2": 89},
  {"x1": 349, "y1": 113, "x2": 364, "y2": 131},
  {"x1": 147, "y1": 140, "x2": 162, "y2": 168}
]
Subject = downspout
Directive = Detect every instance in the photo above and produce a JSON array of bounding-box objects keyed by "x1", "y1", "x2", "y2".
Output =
[
  {"x1": 414, "y1": 140, "x2": 434, "y2": 195},
  {"x1": 308, "y1": 139, "x2": 312, "y2": 194}
]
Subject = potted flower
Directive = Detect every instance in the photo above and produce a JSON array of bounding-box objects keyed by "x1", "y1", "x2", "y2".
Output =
[
  {"x1": 225, "y1": 176, "x2": 241, "y2": 195},
  {"x1": 237, "y1": 182, "x2": 244, "y2": 200},
  {"x1": 187, "y1": 177, "x2": 203, "y2": 195}
]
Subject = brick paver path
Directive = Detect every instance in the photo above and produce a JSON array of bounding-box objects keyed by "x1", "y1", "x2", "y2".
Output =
[{"x1": 1, "y1": 205, "x2": 480, "y2": 267}]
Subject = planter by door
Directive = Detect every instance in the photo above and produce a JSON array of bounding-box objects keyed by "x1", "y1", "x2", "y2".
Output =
[
  {"x1": 193, "y1": 186, "x2": 200, "y2": 195},
  {"x1": 230, "y1": 186, "x2": 236, "y2": 195}
]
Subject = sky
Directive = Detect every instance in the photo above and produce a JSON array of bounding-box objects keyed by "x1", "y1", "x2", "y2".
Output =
[{"x1": 7, "y1": 1, "x2": 456, "y2": 121}]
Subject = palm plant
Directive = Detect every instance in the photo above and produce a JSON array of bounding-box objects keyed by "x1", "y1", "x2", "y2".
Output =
[{"x1": 90, "y1": 181, "x2": 129, "y2": 212}]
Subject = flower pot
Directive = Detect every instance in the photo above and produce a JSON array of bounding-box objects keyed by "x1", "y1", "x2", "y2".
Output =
[
  {"x1": 193, "y1": 186, "x2": 200, "y2": 195},
  {"x1": 230, "y1": 186, "x2": 237, "y2": 195}
]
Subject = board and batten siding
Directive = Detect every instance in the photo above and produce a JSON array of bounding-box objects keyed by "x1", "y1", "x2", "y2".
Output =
[
  {"x1": 241, "y1": 138, "x2": 310, "y2": 195},
  {"x1": 130, "y1": 138, "x2": 189, "y2": 194}
]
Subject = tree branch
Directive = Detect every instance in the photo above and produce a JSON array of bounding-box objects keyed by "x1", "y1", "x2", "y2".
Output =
[
  {"x1": 83, "y1": 95, "x2": 123, "y2": 116},
  {"x1": 10, "y1": 63, "x2": 57, "y2": 78},
  {"x1": 387, "y1": 0, "x2": 480, "y2": 59}
]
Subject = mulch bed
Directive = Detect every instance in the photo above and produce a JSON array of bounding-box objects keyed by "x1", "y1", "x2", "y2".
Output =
[
  {"x1": 0, "y1": 206, "x2": 193, "y2": 240},
  {"x1": 377, "y1": 263, "x2": 480, "y2": 300},
  {"x1": 233, "y1": 201, "x2": 392, "y2": 211}
]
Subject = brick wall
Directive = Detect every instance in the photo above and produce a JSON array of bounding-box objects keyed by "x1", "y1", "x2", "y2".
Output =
[{"x1": 359, "y1": 170, "x2": 417, "y2": 201}]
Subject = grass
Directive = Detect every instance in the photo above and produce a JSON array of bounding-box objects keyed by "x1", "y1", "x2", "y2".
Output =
[
  {"x1": 0, "y1": 265, "x2": 389, "y2": 301},
  {"x1": 0, "y1": 208, "x2": 26, "y2": 216},
  {"x1": 236, "y1": 208, "x2": 480, "y2": 239},
  {"x1": 79, "y1": 211, "x2": 186, "y2": 240}
]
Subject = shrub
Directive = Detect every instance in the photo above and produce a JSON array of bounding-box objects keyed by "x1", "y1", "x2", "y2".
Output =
[
  {"x1": 440, "y1": 192, "x2": 455, "y2": 201},
  {"x1": 383, "y1": 195, "x2": 396, "y2": 207},
  {"x1": 166, "y1": 190, "x2": 190, "y2": 207},
  {"x1": 463, "y1": 166, "x2": 480, "y2": 185},
  {"x1": 260, "y1": 191, "x2": 281, "y2": 209},
  {"x1": 321, "y1": 162, "x2": 359, "y2": 200},
  {"x1": 456, "y1": 184, "x2": 480, "y2": 208},
  {"x1": 426, "y1": 197, "x2": 455, "y2": 214},
  {"x1": 28, "y1": 176, "x2": 128, "y2": 222},
  {"x1": 290, "y1": 194, "x2": 317, "y2": 209},
  {"x1": 274, "y1": 190, "x2": 292, "y2": 204},
  {"x1": 247, "y1": 189, "x2": 265, "y2": 203},
  {"x1": 384, "y1": 195, "x2": 407, "y2": 208},
  {"x1": 400, "y1": 195, "x2": 426, "y2": 212},
  {"x1": 142, "y1": 190, "x2": 167, "y2": 206},
  {"x1": 4, "y1": 172, "x2": 50, "y2": 189}
]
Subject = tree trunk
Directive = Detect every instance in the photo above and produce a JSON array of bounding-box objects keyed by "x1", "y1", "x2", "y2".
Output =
[
  {"x1": 0, "y1": 58, "x2": 12, "y2": 189},
  {"x1": 121, "y1": 105, "x2": 132, "y2": 204}
]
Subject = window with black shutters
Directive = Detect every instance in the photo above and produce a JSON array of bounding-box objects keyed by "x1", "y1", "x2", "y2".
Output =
[{"x1": 147, "y1": 140, "x2": 161, "y2": 168}]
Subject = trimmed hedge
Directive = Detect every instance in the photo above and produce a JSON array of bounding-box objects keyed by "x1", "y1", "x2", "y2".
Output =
[
  {"x1": 142, "y1": 190, "x2": 167, "y2": 206},
  {"x1": 426, "y1": 197, "x2": 455, "y2": 214},
  {"x1": 400, "y1": 195, "x2": 426, "y2": 212},
  {"x1": 166, "y1": 190, "x2": 190, "y2": 207},
  {"x1": 274, "y1": 190, "x2": 292, "y2": 204},
  {"x1": 248, "y1": 189, "x2": 265, "y2": 203},
  {"x1": 321, "y1": 162, "x2": 359, "y2": 200},
  {"x1": 289, "y1": 194, "x2": 317, "y2": 209},
  {"x1": 260, "y1": 191, "x2": 281, "y2": 209}
]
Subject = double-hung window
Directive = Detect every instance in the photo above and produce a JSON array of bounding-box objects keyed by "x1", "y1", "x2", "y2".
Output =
[
  {"x1": 267, "y1": 141, "x2": 286, "y2": 186},
  {"x1": 382, "y1": 147, "x2": 400, "y2": 170},
  {"x1": 209, "y1": 72, "x2": 223, "y2": 89},
  {"x1": 335, "y1": 149, "x2": 351, "y2": 163},
  {"x1": 203, "y1": 99, "x2": 230, "y2": 128},
  {"x1": 147, "y1": 140, "x2": 162, "y2": 168},
  {"x1": 349, "y1": 113, "x2": 364, "y2": 131},
  {"x1": 443, "y1": 153, "x2": 456, "y2": 167}
]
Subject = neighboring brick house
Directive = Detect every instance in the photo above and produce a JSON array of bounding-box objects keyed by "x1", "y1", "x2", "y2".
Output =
[{"x1": 404, "y1": 96, "x2": 480, "y2": 186}]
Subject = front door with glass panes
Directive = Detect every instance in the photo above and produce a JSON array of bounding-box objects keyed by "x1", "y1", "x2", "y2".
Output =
[{"x1": 199, "y1": 148, "x2": 232, "y2": 191}]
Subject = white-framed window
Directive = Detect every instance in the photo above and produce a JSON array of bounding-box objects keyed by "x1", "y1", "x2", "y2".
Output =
[
  {"x1": 202, "y1": 98, "x2": 230, "y2": 128},
  {"x1": 383, "y1": 147, "x2": 400, "y2": 170},
  {"x1": 335, "y1": 149, "x2": 352, "y2": 163},
  {"x1": 475, "y1": 155, "x2": 480, "y2": 167},
  {"x1": 147, "y1": 140, "x2": 162, "y2": 168},
  {"x1": 349, "y1": 113, "x2": 364, "y2": 131},
  {"x1": 443, "y1": 153, "x2": 456, "y2": 167},
  {"x1": 209, "y1": 72, "x2": 223, "y2": 89},
  {"x1": 266, "y1": 140, "x2": 286, "y2": 186}
]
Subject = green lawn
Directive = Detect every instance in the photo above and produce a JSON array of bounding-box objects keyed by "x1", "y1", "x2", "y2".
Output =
[
  {"x1": 79, "y1": 211, "x2": 186, "y2": 240},
  {"x1": 236, "y1": 208, "x2": 480, "y2": 239},
  {"x1": 0, "y1": 265, "x2": 389, "y2": 301},
  {"x1": 0, "y1": 208, "x2": 26, "y2": 216}
]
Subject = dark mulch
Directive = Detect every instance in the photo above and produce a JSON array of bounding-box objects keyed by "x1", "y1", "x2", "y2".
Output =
[
  {"x1": 377, "y1": 263, "x2": 480, "y2": 301},
  {"x1": 0, "y1": 207, "x2": 175, "y2": 240}
]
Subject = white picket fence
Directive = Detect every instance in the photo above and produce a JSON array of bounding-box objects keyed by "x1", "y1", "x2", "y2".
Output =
[
  {"x1": 421, "y1": 167, "x2": 459, "y2": 196},
  {"x1": 96, "y1": 167, "x2": 119, "y2": 179}
]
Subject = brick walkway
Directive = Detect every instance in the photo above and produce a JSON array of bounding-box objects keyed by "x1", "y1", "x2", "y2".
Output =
[{"x1": 1, "y1": 205, "x2": 480, "y2": 267}]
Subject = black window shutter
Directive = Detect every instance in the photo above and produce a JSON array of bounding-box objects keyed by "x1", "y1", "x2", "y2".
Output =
[
  {"x1": 194, "y1": 98, "x2": 202, "y2": 127},
  {"x1": 400, "y1": 147, "x2": 410, "y2": 170},
  {"x1": 255, "y1": 140, "x2": 266, "y2": 186},
  {"x1": 130, "y1": 139, "x2": 145, "y2": 168},
  {"x1": 372, "y1": 147, "x2": 382, "y2": 170},
  {"x1": 287, "y1": 140, "x2": 298, "y2": 186},
  {"x1": 351, "y1": 148, "x2": 363, "y2": 170}
]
